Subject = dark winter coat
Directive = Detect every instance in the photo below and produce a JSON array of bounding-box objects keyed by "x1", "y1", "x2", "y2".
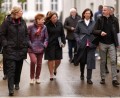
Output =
[
  {"x1": 74, "y1": 19, "x2": 96, "y2": 50},
  {"x1": 0, "y1": 15, "x2": 29, "y2": 60},
  {"x1": 93, "y1": 15, "x2": 119, "y2": 47},
  {"x1": 64, "y1": 15, "x2": 81, "y2": 40},
  {"x1": 74, "y1": 19, "x2": 96, "y2": 69},
  {"x1": 45, "y1": 21, "x2": 66, "y2": 47},
  {"x1": 44, "y1": 20, "x2": 66, "y2": 60}
]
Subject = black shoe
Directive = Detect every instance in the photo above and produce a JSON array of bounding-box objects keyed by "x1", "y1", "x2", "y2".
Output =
[
  {"x1": 117, "y1": 69, "x2": 119, "y2": 73},
  {"x1": 50, "y1": 78, "x2": 54, "y2": 81},
  {"x1": 112, "y1": 80, "x2": 120, "y2": 87},
  {"x1": 100, "y1": 79, "x2": 105, "y2": 84},
  {"x1": 80, "y1": 75, "x2": 84, "y2": 80},
  {"x1": 9, "y1": 90, "x2": 14, "y2": 96},
  {"x1": 54, "y1": 72, "x2": 57, "y2": 76},
  {"x1": 87, "y1": 80, "x2": 93, "y2": 84},
  {"x1": 3, "y1": 75, "x2": 7, "y2": 80},
  {"x1": 15, "y1": 84, "x2": 19, "y2": 90}
]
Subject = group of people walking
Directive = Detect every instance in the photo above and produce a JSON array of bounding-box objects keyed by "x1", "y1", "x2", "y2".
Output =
[
  {"x1": 0, "y1": 5, "x2": 66, "y2": 96},
  {"x1": 0, "y1": 4, "x2": 119, "y2": 96},
  {"x1": 64, "y1": 5, "x2": 120, "y2": 86}
]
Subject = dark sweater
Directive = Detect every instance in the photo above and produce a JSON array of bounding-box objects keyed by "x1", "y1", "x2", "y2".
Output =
[{"x1": 100, "y1": 16, "x2": 114, "y2": 44}]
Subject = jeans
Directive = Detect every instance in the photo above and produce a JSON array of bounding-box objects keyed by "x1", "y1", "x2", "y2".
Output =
[
  {"x1": 99, "y1": 43, "x2": 117, "y2": 80},
  {"x1": 68, "y1": 40, "x2": 76, "y2": 59}
]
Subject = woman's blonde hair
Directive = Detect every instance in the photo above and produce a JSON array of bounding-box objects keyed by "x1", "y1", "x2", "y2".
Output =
[{"x1": 10, "y1": 6, "x2": 22, "y2": 18}]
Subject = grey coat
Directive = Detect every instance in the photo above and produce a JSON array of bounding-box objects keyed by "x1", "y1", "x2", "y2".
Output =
[{"x1": 74, "y1": 19, "x2": 96, "y2": 69}]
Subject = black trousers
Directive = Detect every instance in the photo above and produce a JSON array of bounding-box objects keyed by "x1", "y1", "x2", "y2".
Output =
[
  {"x1": 3, "y1": 57, "x2": 7, "y2": 75},
  {"x1": 79, "y1": 47, "x2": 92, "y2": 80},
  {"x1": 80, "y1": 61, "x2": 92, "y2": 80},
  {"x1": 6, "y1": 59, "x2": 23, "y2": 91}
]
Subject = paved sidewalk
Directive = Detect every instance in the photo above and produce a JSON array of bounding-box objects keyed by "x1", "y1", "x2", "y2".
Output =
[{"x1": 0, "y1": 45, "x2": 120, "y2": 97}]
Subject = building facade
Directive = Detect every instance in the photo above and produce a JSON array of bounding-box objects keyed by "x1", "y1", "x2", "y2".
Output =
[
  {"x1": 2, "y1": 0, "x2": 63, "y2": 20},
  {"x1": 1, "y1": 0, "x2": 120, "y2": 24},
  {"x1": 63, "y1": 0, "x2": 120, "y2": 23}
]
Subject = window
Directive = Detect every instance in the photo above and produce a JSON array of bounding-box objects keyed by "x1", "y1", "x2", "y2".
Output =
[
  {"x1": 22, "y1": 2, "x2": 27, "y2": 12},
  {"x1": 18, "y1": 1, "x2": 27, "y2": 12},
  {"x1": 51, "y1": 0, "x2": 58, "y2": 11},
  {"x1": 35, "y1": 0, "x2": 43, "y2": 11},
  {"x1": 3, "y1": 0, "x2": 12, "y2": 12}
]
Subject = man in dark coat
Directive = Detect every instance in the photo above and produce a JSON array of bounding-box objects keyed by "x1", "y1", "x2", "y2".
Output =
[
  {"x1": 93, "y1": 6, "x2": 119, "y2": 87},
  {"x1": 64, "y1": 8, "x2": 81, "y2": 63}
]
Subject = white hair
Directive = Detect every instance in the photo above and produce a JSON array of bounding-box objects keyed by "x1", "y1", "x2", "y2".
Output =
[{"x1": 70, "y1": 8, "x2": 77, "y2": 13}]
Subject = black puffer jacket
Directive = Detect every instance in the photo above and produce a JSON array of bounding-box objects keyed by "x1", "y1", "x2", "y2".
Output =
[{"x1": 0, "y1": 15, "x2": 29, "y2": 60}]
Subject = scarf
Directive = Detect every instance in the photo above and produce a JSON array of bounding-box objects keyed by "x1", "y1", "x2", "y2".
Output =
[{"x1": 35, "y1": 26, "x2": 43, "y2": 36}]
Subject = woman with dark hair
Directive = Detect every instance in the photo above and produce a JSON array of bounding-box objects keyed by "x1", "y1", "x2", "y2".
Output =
[
  {"x1": 28, "y1": 13, "x2": 48, "y2": 84},
  {"x1": 44, "y1": 12, "x2": 66, "y2": 81},
  {"x1": 74, "y1": 8, "x2": 96, "y2": 84}
]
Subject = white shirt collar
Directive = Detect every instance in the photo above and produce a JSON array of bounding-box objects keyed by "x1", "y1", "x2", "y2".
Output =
[{"x1": 84, "y1": 19, "x2": 90, "y2": 26}]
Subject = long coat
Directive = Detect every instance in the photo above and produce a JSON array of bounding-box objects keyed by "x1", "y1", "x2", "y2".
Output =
[
  {"x1": 44, "y1": 21, "x2": 66, "y2": 60},
  {"x1": 0, "y1": 15, "x2": 29, "y2": 60},
  {"x1": 74, "y1": 19, "x2": 96, "y2": 69}
]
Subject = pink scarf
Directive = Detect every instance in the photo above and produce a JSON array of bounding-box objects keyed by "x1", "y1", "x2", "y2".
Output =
[{"x1": 35, "y1": 26, "x2": 43, "y2": 36}]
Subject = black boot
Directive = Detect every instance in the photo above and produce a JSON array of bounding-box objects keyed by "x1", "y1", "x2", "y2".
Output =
[
  {"x1": 112, "y1": 80, "x2": 119, "y2": 87},
  {"x1": 100, "y1": 79, "x2": 105, "y2": 84},
  {"x1": 80, "y1": 74, "x2": 84, "y2": 80},
  {"x1": 3, "y1": 75, "x2": 7, "y2": 80},
  {"x1": 87, "y1": 79, "x2": 93, "y2": 84},
  {"x1": 15, "y1": 84, "x2": 19, "y2": 90},
  {"x1": 9, "y1": 90, "x2": 14, "y2": 96}
]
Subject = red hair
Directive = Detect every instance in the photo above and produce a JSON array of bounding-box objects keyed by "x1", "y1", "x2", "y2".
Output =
[{"x1": 35, "y1": 13, "x2": 45, "y2": 21}]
